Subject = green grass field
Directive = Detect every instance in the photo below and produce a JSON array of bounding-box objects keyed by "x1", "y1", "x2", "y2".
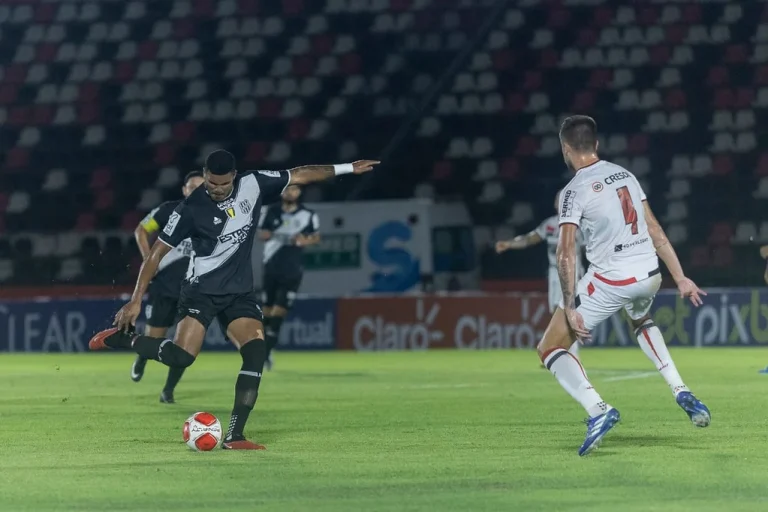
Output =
[{"x1": 1, "y1": 348, "x2": 766, "y2": 511}]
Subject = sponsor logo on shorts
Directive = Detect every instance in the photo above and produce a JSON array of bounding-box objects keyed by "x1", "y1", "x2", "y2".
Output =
[
  {"x1": 145, "y1": 305, "x2": 153, "y2": 319},
  {"x1": 188, "y1": 308, "x2": 200, "y2": 315},
  {"x1": 592, "y1": 182, "x2": 603, "y2": 192}
]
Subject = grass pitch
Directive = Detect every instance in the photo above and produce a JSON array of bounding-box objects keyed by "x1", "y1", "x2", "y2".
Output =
[{"x1": 1, "y1": 348, "x2": 766, "y2": 511}]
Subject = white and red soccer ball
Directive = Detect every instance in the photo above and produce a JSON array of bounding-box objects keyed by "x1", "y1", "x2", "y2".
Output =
[{"x1": 183, "y1": 412, "x2": 222, "y2": 451}]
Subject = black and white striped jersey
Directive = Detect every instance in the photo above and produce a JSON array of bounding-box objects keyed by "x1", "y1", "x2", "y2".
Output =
[
  {"x1": 260, "y1": 204, "x2": 319, "y2": 278},
  {"x1": 140, "y1": 199, "x2": 193, "y2": 298},
  {"x1": 159, "y1": 170, "x2": 290, "y2": 295}
]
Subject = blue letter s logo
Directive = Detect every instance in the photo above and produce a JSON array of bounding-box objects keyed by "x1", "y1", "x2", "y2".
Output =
[{"x1": 366, "y1": 221, "x2": 420, "y2": 292}]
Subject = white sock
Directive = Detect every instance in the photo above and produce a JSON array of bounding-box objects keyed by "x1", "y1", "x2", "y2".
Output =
[
  {"x1": 635, "y1": 320, "x2": 689, "y2": 396},
  {"x1": 543, "y1": 348, "x2": 608, "y2": 418},
  {"x1": 569, "y1": 340, "x2": 580, "y2": 358}
]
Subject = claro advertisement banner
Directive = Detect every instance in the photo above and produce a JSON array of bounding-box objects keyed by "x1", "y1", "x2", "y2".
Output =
[
  {"x1": 336, "y1": 294, "x2": 551, "y2": 351},
  {"x1": 0, "y1": 297, "x2": 336, "y2": 352}
]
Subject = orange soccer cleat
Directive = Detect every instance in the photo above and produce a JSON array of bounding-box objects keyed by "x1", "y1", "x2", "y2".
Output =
[
  {"x1": 221, "y1": 438, "x2": 267, "y2": 450},
  {"x1": 88, "y1": 327, "x2": 135, "y2": 351}
]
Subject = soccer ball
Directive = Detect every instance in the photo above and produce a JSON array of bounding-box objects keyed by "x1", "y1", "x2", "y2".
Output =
[{"x1": 183, "y1": 412, "x2": 222, "y2": 451}]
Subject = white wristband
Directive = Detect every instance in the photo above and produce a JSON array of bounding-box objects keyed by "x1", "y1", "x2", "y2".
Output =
[{"x1": 334, "y1": 163, "x2": 354, "y2": 175}]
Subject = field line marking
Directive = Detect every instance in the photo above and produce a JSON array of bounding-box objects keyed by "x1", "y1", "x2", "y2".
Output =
[{"x1": 602, "y1": 371, "x2": 657, "y2": 382}]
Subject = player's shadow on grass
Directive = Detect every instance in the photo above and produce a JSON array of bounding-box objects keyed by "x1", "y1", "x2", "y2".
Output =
[{"x1": 555, "y1": 434, "x2": 698, "y2": 456}]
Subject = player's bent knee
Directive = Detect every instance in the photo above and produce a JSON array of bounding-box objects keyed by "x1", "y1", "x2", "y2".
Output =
[
  {"x1": 160, "y1": 342, "x2": 197, "y2": 368},
  {"x1": 239, "y1": 338, "x2": 267, "y2": 370},
  {"x1": 536, "y1": 308, "x2": 572, "y2": 361},
  {"x1": 632, "y1": 316, "x2": 654, "y2": 335}
]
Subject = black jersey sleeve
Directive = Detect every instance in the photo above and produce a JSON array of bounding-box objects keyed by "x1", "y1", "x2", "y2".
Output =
[
  {"x1": 259, "y1": 204, "x2": 282, "y2": 232},
  {"x1": 254, "y1": 170, "x2": 291, "y2": 205},
  {"x1": 158, "y1": 202, "x2": 195, "y2": 248},
  {"x1": 150, "y1": 201, "x2": 177, "y2": 230}
]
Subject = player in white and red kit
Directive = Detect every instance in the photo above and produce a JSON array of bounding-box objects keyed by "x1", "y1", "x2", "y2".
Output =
[
  {"x1": 537, "y1": 116, "x2": 710, "y2": 456},
  {"x1": 496, "y1": 191, "x2": 584, "y2": 357}
]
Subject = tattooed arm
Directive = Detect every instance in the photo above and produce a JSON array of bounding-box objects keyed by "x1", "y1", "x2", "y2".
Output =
[
  {"x1": 556, "y1": 223, "x2": 579, "y2": 310},
  {"x1": 288, "y1": 160, "x2": 380, "y2": 185}
]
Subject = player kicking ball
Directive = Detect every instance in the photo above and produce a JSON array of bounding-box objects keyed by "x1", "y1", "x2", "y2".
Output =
[
  {"x1": 90, "y1": 150, "x2": 379, "y2": 450},
  {"x1": 258, "y1": 184, "x2": 321, "y2": 370},
  {"x1": 539, "y1": 116, "x2": 710, "y2": 456},
  {"x1": 495, "y1": 190, "x2": 584, "y2": 358},
  {"x1": 130, "y1": 171, "x2": 204, "y2": 403}
]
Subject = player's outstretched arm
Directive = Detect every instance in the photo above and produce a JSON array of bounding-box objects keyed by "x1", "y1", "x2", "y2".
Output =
[
  {"x1": 288, "y1": 160, "x2": 380, "y2": 185},
  {"x1": 643, "y1": 201, "x2": 706, "y2": 306},
  {"x1": 495, "y1": 231, "x2": 542, "y2": 253},
  {"x1": 114, "y1": 240, "x2": 172, "y2": 330}
]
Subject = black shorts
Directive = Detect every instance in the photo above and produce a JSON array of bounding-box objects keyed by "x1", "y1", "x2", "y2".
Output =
[
  {"x1": 145, "y1": 294, "x2": 180, "y2": 328},
  {"x1": 262, "y1": 272, "x2": 302, "y2": 309},
  {"x1": 177, "y1": 287, "x2": 264, "y2": 330}
]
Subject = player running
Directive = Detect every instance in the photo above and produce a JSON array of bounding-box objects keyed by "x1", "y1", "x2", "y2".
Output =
[
  {"x1": 130, "y1": 171, "x2": 204, "y2": 403},
  {"x1": 258, "y1": 184, "x2": 320, "y2": 370},
  {"x1": 90, "y1": 150, "x2": 379, "y2": 450},
  {"x1": 495, "y1": 191, "x2": 584, "y2": 356},
  {"x1": 537, "y1": 116, "x2": 710, "y2": 456}
]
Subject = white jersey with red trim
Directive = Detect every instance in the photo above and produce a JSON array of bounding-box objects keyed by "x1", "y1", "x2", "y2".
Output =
[
  {"x1": 558, "y1": 160, "x2": 658, "y2": 282},
  {"x1": 534, "y1": 215, "x2": 584, "y2": 271}
]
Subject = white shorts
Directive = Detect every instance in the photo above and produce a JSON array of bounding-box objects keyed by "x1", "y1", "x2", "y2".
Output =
[
  {"x1": 560, "y1": 270, "x2": 661, "y2": 331},
  {"x1": 547, "y1": 268, "x2": 562, "y2": 314},
  {"x1": 548, "y1": 266, "x2": 585, "y2": 314}
]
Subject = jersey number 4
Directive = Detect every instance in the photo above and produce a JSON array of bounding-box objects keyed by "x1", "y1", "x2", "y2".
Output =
[{"x1": 616, "y1": 186, "x2": 638, "y2": 235}]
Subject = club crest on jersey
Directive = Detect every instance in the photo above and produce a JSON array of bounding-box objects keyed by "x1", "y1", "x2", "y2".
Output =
[
  {"x1": 592, "y1": 182, "x2": 603, "y2": 192},
  {"x1": 226, "y1": 207, "x2": 235, "y2": 218},
  {"x1": 239, "y1": 199, "x2": 252, "y2": 215}
]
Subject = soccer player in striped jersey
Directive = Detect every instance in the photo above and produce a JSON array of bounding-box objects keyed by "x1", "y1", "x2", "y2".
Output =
[{"x1": 129, "y1": 171, "x2": 203, "y2": 403}]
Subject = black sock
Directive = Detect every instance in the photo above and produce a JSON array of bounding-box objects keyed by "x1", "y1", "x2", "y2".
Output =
[
  {"x1": 225, "y1": 339, "x2": 266, "y2": 441},
  {"x1": 132, "y1": 336, "x2": 196, "y2": 368},
  {"x1": 163, "y1": 367, "x2": 186, "y2": 393},
  {"x1": 264, "y1": 316, "x2": 284, "y2": 358}
]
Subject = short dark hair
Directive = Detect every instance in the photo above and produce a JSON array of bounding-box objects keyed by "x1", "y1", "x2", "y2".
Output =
[
  {"x1": 204, "y1": 150, "x2": 236, "y2": 175},
  {"x1": 184, "y1": 170, "x2": 203, "y2": 184},
  {"x1": 559, "y1": 115, "x2": 598, "y2": 152}
]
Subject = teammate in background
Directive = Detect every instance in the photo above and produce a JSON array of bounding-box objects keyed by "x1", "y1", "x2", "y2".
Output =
[
  {"x1": 258, "y1": 185, "x2": 320, "y2": 370},
  {"x1": 130, "y1": 171, "x2": 204, "y2": 403},
  {"x1": 90, "y1": 150, "x2": 379, "y2": 450},
  {"x1": 495, "y1": 190, "x2": 585, "y2": 357},
  {"x1": 537, "y1": 115, "x2": 710, "y2": 456}
]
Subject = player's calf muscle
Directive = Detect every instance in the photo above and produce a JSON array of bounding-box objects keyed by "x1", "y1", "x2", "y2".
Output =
[{"x1": 536, "y1": 309, "x2": 573, "y2": 359}]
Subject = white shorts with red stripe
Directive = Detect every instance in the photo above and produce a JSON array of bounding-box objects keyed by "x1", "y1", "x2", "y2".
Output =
[{"x1": 559, "y1": 269, "x2": 662, "y2": 331}]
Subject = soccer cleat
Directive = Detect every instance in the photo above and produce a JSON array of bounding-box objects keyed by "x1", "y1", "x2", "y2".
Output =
[
  {"x1": 131, "y1": 356, "x2": 147, "y2": 382},
  {"x1": 159, "y1": 390, "x2": 175, "y2": 404},
  {"x1": 676, "y1": 391, "x2": 711, "y2": 427},
  {"x1": 759, "y1": 366, "x2": 768, "y2": 374},
  {"x1": 578, "y1": 408, "x2": 621, "y2": 457},
  {"x1": 222, "y1": 436, "x2": 266, "y2": 450},
  {"x1": 88, "y1": 327, "x2": 135, "y2": 351}
]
